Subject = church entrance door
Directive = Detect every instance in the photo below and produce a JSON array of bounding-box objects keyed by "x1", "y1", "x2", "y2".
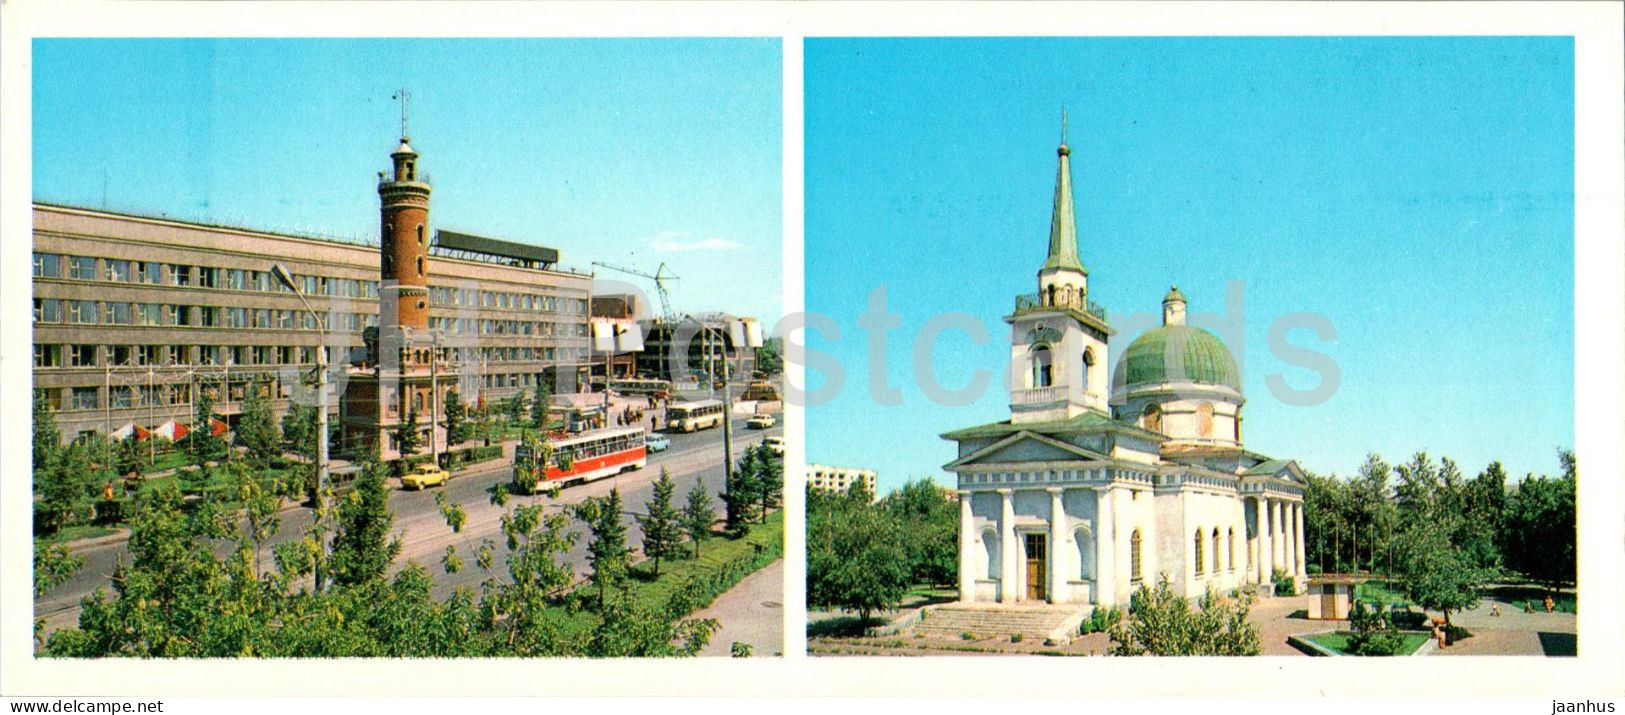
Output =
[{"x1": 1024, "y1": 533, "x2": 1047, "y2": 601}]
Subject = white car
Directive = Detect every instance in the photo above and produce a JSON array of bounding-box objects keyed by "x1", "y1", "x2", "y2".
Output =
[
  {"x1": 747, "y1": 414, "x2": 776, "y2": 429},
  {"x1": 762, "y1": 436, "x2": 784, "y2": 456}
]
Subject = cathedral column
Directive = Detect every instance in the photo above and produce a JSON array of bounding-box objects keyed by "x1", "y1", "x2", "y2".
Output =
[
  {"x1": 998, "y1": 489, "x2": 1017, "y2": 604},
  {"x1": 1255, "y1": 496, "x2": 1272, "y2": 585},
  {"x1": 1271, "y1": 499, "x2": 1284, "y2": 575},
  {"x1": 1094, "y1": 487, "x2": 1116, "y2": 607},
  {"x1": 1284, "y1": 502, "x2": 1296, "y2": 575},
  {"x1": 1047, "y1": 487, "x2": 1067, "y2": 604},
  {"x1": 1294, "y1": 502, "x2": 1307, "y2": 577},
  {"x1": 958, "y1": 491, "x2": 975, "y2": 602}
]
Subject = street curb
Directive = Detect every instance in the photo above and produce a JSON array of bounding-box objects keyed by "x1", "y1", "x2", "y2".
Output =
[{"x1": 60, "y1": 528, "x2": 132, "y2": 553}]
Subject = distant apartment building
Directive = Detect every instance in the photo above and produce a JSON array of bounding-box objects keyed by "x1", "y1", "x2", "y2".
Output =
[{"x1": 806, "y1": 464, "x2": 878, "y2": 501}]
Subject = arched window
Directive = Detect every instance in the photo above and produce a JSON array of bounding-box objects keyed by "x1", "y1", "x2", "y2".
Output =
[
  {"x1": 1032, "y1": 345, "x2": 1053, "y2": 388},
  {"x1": 414, "y1": 391, "x2": 424, "y2": 412},
  {"x1": 1075, "y1": 527, "x2": 1094, "y2": 580},
  {"x1": 1047, "y1": 284, "x2": 1057, "y2": 306},
  {"x1": 1193, "y1": 529, "x2": 1204, "y2": 576},
  {"x1": 982, "y1": 528, "x2": 1000, "y2": 580},
  {"x1": 417, "y1": 224, "x2": 425, "y2": 246},
  {"x1": 1130, "y1": 529, "x2": 1143, "y2": 582},
  {"x1": 1235, "y1": 408, "x2": 1243, "y2": 442},
  {"x1": 417, "y1": 256, "x2": 425, "y2": 277},
  {"x1": 1212, "y1": 528, "x2": 1222, "y2": 575},
  {"x1": 1227, "y1": 528, "x2": 1236, "y2": 571},
  {"x1": 1082, "y1": 347, "x2": 1095, "y2": 390},
  {"x1": 1143, "y1": 404, "x2": 1162, "y2": 434},
  {"x1": 1197, "y1": 402, "x2": 1214, "y2": 438}
]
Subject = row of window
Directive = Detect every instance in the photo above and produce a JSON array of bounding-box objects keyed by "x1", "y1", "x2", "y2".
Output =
[
  {"x1": 427, "y1": 316, "x2": 589, "y2": 338},
  {"x1": 35, "y1": 253, "x2": 589, "y2": 317},
  {"x1": 36, "y1": 377, "x2": 288, "y2": 412},
  {"x1": 33, "y1": 343, "x2": 339, "y2": 369},
  {"x1": 1192, "y1": 527, "x2": 1239, "y2": 576},
  {"x1": 33, "y1": 252, "x2": 381, "y2": 299},
  {"x1": 34, "y1": 298, "x2": 586, "y2": 338},
  {"x1": 429, "y1": 286, "x2": 587, "y2": 315}
]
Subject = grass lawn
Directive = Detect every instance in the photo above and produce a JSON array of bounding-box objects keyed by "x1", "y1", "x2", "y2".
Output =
[
  {"x1": 629, "y1": 509, "x2": 783, "y2": 614},
  {"x1": 1354, "y1": 580, "x2": 1412, "y2": 608},
  {"x1": 547, "y1": 509, "x2": 784, "y2": 636},
  {"x1": 1304, "y1": 630, "x2": 1430, "y2": 656}
]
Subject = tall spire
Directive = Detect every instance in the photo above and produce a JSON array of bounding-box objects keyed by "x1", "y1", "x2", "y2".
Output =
[{"x1": 1041, "y1": 109, "x2": 1086, "y2": 274}]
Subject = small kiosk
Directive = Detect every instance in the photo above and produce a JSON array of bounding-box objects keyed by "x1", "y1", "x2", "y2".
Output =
[{"x1": 1306, "y1": 574, "x2": 1370, "y2": 620}]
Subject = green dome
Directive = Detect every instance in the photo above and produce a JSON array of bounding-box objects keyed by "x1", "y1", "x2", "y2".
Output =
[{"x1": 1119, "y1": 325, "x2": 1240, "y2": 390}]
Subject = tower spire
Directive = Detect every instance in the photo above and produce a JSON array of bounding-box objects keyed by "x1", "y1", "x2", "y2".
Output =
[{"x1": 1041, "y1": 111, "x2": 1085, "y2": 274}]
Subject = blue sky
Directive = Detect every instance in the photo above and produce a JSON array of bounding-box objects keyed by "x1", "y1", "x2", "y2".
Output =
[
  {"x1": 805, "y1": 37, "x2": 1574, "y2": 495},
  {"x1": 33, "y1": 38, "x2": 782, "y2": 321}
]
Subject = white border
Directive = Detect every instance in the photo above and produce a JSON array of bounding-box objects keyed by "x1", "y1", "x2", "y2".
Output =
[{"x1": 3, "y1": 0, "x2": 1622, "y2": 699}]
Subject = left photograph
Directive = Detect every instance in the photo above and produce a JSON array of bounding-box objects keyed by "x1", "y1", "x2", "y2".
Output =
[{"x1": 30, "y1": 38, "x2": 785, "y2": 658}]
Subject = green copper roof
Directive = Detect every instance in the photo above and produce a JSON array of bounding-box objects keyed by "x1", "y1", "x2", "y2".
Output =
[
  {"x1": 1120, "y1": 325, "x2": 1240, "y2": 389},
  {"x1": 941, "y1": 410, "x2": 1164, "y2": 443},
  {"x1": 1041, "y1": 137, "x2": 1086, "y2": 275},
  {"x1": 1164, "y1": 285, "x2": 1186, "y2": 303},
  {"x1": 1243, "y1": 459, "x2": 1291, "y2": 476}
]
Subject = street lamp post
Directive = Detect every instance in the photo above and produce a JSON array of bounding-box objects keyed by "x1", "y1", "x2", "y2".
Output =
[{"x1": 271, "y1": 263, "x2": 330, "y2": 593}]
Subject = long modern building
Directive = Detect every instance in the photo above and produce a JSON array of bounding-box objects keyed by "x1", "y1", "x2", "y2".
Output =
[{"x1": 32, "y1": 139, "x2": 593, "y2": 451}]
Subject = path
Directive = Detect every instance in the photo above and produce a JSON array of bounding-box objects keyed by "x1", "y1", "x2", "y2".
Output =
[{"x1": 693, "y1": 559, "x2": 783, "y2": 657}]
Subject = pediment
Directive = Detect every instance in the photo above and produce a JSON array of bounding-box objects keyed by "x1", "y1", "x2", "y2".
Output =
[{"x1": 945, "y1": 430, "x2": 1108, "y2": 470}]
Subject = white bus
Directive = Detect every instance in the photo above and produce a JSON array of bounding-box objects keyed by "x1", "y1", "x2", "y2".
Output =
[{"x1": 666, "y1": 399, "x2": 724, "y2": 433}]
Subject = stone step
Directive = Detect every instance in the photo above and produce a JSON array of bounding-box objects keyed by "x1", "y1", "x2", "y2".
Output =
[{"x1": 912, "y1": 604, "x2": 1089, "y2": 642}]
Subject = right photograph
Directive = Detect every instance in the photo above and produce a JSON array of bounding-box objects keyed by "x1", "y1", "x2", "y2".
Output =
[{"x1": 803, "y1": 37, "x2": 1576, "y2": 657}]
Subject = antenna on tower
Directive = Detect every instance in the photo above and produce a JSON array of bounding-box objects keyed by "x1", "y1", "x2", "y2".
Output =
[
  {"x1": 393, "y1": 87, "x2": 411, "y2": 141},
  {"x1": 1061, "y1": 106, "x2": 1068, "y2": 144}
]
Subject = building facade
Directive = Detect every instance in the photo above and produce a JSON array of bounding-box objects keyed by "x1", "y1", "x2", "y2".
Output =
[
  {"x1": 806, "y1": 464, "x2": 878, "y2": 501},
  {"x1": 942, "y1": 132, "x2": 1307, "y2": 609},
  {"x1": 32, "y1": 137, "x2": 592, "y2": 450}
]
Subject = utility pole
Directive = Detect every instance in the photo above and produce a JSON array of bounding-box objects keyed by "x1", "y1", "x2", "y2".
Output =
[
  {"x1": 430, "y1": 332, "x2": 440, "y2": 467},
  {"x1": 272, "y1": 263, "x2": 329, "y2": 593}
]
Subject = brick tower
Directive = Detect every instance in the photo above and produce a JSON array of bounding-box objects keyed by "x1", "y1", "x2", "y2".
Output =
[{"x1": 341, "y1": 118, "x2": 446, "y2": 459}]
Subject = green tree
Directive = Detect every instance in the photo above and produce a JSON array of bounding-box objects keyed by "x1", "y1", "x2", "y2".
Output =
[
  {"x1": 444, "y1": 388, "x2": 469, "y2": 445},
  {"x1": 806, "y1": 485, "x2": 909, "y2": 629},
  {"x1": 530, "y1": 384, "x2": 551, "y2": 430},
  {"x1": 190, "y1": 388, "x2": 226, "y2": 467},
  {"x1": 1395, "y1": 518, "x2": 1485, "y2": 628},
  {"x1": 280, "y1": 403, "x2": 318, "y2": 462},
  {"x1": 115, "y1": 433, "x2": 147, "y2": 480},
  {"x1": 328, "y1": 455, "x2": 402, "y2": 588},
  {"x1": 1501, "y1": 450, "x2": 1576, "y2": 591},
  {"x1": 637, "y1": 469, "x2": 683, "y2": 577},
  {"x1": 395, "y1": 403, "x2": 421, "y2": 458},
  {"x1": 753, "y1": 337, "x2": 783, "y2": 376},
  {"x1": 884, "y1": 477, "x2": 958, "y2": 587},
  {"x1": 236, "y1": 378, "x2": 281, "y2": 467},
  {"x1": 505, "y1": 393, "x2": 525, "y2": 426},
  {"x1": 579, "y1": 488, "x2": 631, "y2": 610},
  {"x1": 681, "y1": 480, "x2": 716, "y2": 558},
  {"x1": 37, "y1": 441, "x2": 94, "y2": 533},
  {"x1": 1107, "y1": 576, "x2": 1261, "y2": 656},
  {"x1": 33, "y1": 390, "x2": 60, "y2": 473}
]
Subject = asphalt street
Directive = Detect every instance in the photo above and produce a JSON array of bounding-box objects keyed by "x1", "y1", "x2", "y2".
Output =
[{"x1": 35, "y1": 418, "x2": 782, "y2": 638}]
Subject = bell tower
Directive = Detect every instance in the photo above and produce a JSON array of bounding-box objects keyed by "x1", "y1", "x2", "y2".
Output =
[{"x1": 1007, "y1": 112, "x2": 1112, "y2": 423}]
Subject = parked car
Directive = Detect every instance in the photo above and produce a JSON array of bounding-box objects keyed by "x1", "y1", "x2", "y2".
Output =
[
  {"x1": 400, "y1": 463, "x2": 449, "y2": 490},
  {"x1": 763, "y1": 436, "x2": 784, "y2": 456},
  {"x1": 747, "y1": 414, "x2": 776, "y2": 429},
  {"x1": 646, "y1": 433, "x2": 671, "y2": 453}
]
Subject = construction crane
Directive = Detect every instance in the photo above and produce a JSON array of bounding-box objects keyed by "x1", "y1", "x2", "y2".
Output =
[{"x1": 591, "y1": 261, "x2": 680, "y2": 321}]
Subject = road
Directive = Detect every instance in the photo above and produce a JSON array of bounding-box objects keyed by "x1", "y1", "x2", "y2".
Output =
[{"x1": 35, "y1": 418, "x2": 783, "y2": 638}]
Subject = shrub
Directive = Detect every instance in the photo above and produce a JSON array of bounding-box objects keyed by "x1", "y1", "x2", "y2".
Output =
[
  {"x1": 1010, "y1": 633, "x2": 1023, "y2": 643},
  {"x1": 1080, "y1": 606, "x2": 1123, "y2": 635},
  {"x1": 960, "y1": 631, "x2": 975, "y2": 641},
  {"x1": 1272, "y1": 569, "x2": 1297, "y2": 597},
  {"x1": 1347, "y1": 600, "x2": 1406, "y2": 656},
  {"x1": 730, "y1": 641, "x2": 753, "y2": 657}
]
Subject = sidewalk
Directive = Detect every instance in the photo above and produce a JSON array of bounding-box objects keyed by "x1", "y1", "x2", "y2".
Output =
[{"x1": 692, "y1": 559, "x2": 784, "y2": 657}]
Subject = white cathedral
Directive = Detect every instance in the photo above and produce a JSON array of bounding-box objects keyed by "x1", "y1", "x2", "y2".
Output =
[{"x1": 943, "y1": 132, "x2": 1308, "y2": 608}]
